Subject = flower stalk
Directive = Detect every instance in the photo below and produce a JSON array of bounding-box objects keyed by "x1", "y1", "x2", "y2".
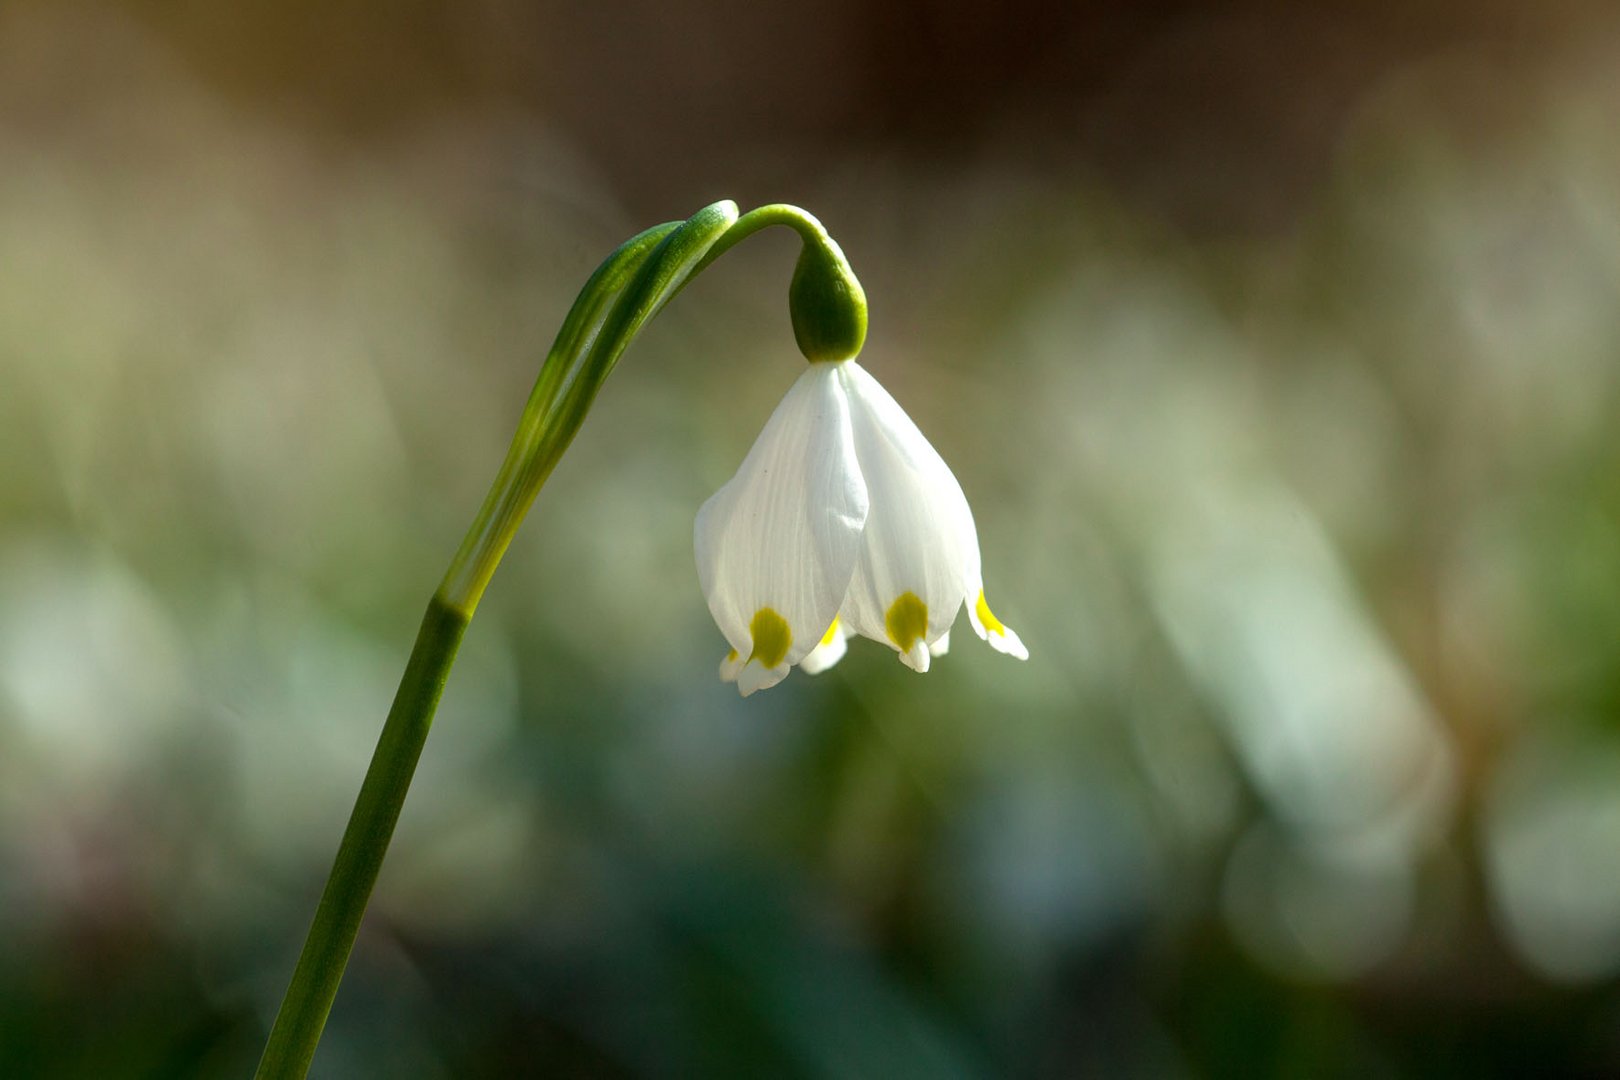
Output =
[
  {"x1": 255, "y1": 198, "x2": 869, "y2": 1078},
  {"x1": 252, "y1": 597, "x2": 466, "y2": 1078}
]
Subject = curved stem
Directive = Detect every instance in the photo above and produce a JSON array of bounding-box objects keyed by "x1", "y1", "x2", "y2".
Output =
[
  {"x1": 254, "y1": 596, "x2": 469, "y2": 1079},
  {"x1": 254, "y1": 199, "x2": 860, "y2": 1078},
  {"x1": 686, "y1": 203, "x2": 832, "y2": 282}
]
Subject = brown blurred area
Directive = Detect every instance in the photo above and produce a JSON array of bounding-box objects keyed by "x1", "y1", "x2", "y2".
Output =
[{"x1": 14, "y1": 0, "x2": 1619, "y2": 228}]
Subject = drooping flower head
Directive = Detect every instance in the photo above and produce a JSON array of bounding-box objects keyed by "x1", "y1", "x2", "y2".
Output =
[
  {"x1": 695, "y1": 224, "x2": 1026, "y2": 696},
  {"x1": 260, "y1": 200, "x2": 1020, "y2": 1078}
]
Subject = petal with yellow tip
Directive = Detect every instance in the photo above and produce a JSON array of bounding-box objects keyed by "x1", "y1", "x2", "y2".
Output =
[
  {"x1": 835, "y1": 361, "x2": 973, "y2": 661},
  {"x1": 694, "y1": 363, "x2": 869, "y2": 696}
]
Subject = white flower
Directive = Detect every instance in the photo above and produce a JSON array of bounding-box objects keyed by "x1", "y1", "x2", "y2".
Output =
[{"x1": 695, "y1": 360, "x2": 1027, "y2": 696}]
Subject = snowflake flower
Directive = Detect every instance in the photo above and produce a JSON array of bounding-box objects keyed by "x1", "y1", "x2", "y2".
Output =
[{"x1": 695, "y1": 360, "x2": 1027, "y2": 696}]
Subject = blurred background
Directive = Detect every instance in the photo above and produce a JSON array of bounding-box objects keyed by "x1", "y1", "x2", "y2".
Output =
[{"x1": 4, "y1": 0, "x2": 1620, "y2": 1075}]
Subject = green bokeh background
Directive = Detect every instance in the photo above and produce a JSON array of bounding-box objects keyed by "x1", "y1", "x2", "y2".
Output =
[{"x1": 5, "y1": 2, "x2": 1620, "y2": 1076}]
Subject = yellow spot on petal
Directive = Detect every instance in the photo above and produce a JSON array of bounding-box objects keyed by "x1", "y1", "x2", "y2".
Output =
[
  {"x1": 975, "y1": 590, "x2": 1007, "y2": 636},
  {"x1": 884, "y1": 592, "x2": 929, "y2": 653},
  {"x1": 818, "y1": 617, "x2": 842, "y2": 648},
  {"x1": 748, "y1": 608, "x2": 792, "y2": 668},
  {"x1": 726, "y1": 649, "x2": 739, "y2": 662}
]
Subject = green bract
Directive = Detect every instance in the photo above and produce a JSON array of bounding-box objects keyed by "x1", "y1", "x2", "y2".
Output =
[{"x1": 440, "y1": 200, "x2": 870, "y2": 614}]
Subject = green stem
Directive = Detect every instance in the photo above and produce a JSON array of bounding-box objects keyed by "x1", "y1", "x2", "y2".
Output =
[
  {"x1": 253, "y1": 199, "x2": 865, "y2": 1077},
  {"x1": 254, "y1": 595, "x2": 469, "y2": 1079},
  {"x1": 690, "y1": 202, "x2": 832, "y2": 272}
]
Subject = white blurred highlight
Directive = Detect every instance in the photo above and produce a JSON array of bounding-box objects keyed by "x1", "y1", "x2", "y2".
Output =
[{"x1": 1484, "y1": 728, "x2": 1620, "y2": 983}]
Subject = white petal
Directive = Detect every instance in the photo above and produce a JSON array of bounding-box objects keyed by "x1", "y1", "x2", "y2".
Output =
[
  {"x1": 966, "y1": 587, "x2": 1030, "y2": 661},
  {"x1": 898, "y1": 640, "x2": 930, "y2": 673},
  {"x1": 718, "y1": 649, "x2": 745, "y2": 682},
  {"x1": 929, "y1": 630, "x2": 951, "y2": 657},
  {"x1": 694, "y1": 364, "x2": 870, "y2": 681},
  {"x1": 989, "y1": 624, "x2": 1028, "y2": 660},
  {"x1": 800, "y1": 617, "x2": 851, "y2": 675},
  {"x1": 835, "y1": 362, "x2": 974, "y2": 658},
  {"x1": 737, "y1": 660, "x2": 790, "y2": 697}
]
